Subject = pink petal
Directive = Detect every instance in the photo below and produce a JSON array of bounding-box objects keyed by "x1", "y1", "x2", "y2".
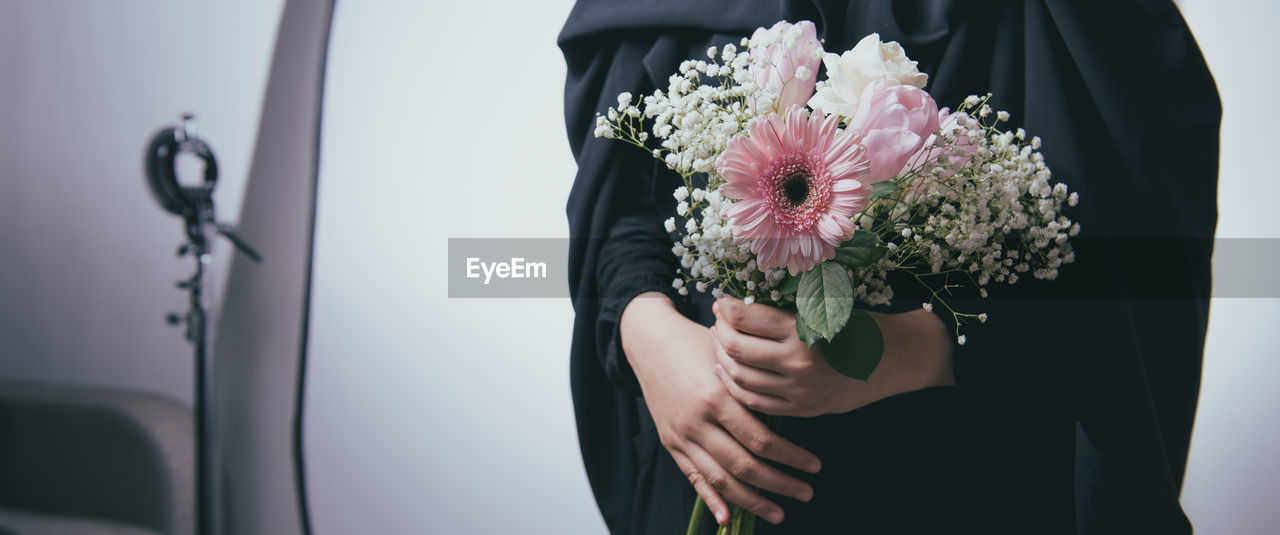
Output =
[
  {"x1": 862, "y1": 129, "x2": 923, "y2": 183},
  {"x1": 817, "y1": 215, "x2": 843, "y2": 242},
  {"x1": 811, "y1": 113, "x2": 840, "y2": 153},
  {"x1": 725, "y1": 199, "x2": 771, "y2": 232},
  {"x1": 830, "y1": 178, "x2": 864, "y2": 192}
]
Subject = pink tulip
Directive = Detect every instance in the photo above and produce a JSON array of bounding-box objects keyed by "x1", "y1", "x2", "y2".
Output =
[
  {"x1": 902, "y1": 107, "x2": 979, "y2": 183},
  {"x1": 749, "y1": 21, "x2": 822, "y2": 113},
  {"x1": 847, "y1": 80, "x2": 940, "y2": 183}
]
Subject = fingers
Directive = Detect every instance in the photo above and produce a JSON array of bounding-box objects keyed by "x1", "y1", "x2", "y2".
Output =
[
  {"x1": 714, "y1": 387, "x2": 822, "y2": 474},
  {"x1": 685, "y1": 442, "x2": 787, "y2": 524},
  {"x1": 715, "y1": 297, "x2": 795, "y2": 340},
  {"x1": 696, "y1": 426, "x2": 815, "y2": 506},
  {"x1": 671, "y1": 449, "x2": 731, "y2": 525},
  {"x1": 713, "y1": 340, "x2": 789, "y2": 397},
  {"x1": 710, "y1": 324, "x2": 787, "y2": 373},
  {"x1": 716, "y1": 365, "x2": 793, "y2": 415}
]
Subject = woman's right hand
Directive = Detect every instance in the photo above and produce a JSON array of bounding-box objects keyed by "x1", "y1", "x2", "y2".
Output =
[{"x1": 620, "y1": 292, "x2": 822, "y2": 526}]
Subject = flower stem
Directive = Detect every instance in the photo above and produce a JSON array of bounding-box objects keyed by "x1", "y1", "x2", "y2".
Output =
[
  {"x1": 743, "y1": 509, "x2": 757, "y2": 533},
  {"x1": 730, "y1": 505, "x2": 746, "y2": 534},
  {"x1": 687, "y1": 496, "x2": 706, "y2": 535},
  {"x1": 686, "y1": 415, "x2": 782, "y2": 535}
]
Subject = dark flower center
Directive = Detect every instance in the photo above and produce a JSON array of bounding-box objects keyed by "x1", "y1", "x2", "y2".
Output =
[
  {"x1": 782, "y1": 172, "x2": 810, "y2": 207},
  {"x1": 761, "y1": 154, "x2": 831, "y2": 233}
]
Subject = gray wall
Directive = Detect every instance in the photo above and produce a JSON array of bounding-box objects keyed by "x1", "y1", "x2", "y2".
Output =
[
  {"x1": 0, "y1": 0, "x2": 284, "y2": 405},
  {"x1": 1179, "y1": 1, "x2": 1280, "y2": 533}
]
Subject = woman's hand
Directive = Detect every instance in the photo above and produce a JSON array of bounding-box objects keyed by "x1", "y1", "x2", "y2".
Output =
[
  {"x1": 710, "y1": 297, "x2": 955, "y2": 417},
  {"x1": 621, "y1": 292, "x2": 822, "y2": 526}
]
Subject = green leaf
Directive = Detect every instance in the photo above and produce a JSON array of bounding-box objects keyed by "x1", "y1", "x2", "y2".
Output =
[
  {"x1": 777, "y1": 275, "x2": 801, "y2": 295},
  {"x1": 794, "y1": 313, "x2": 821, "y2": 346},
  {"x1": 833, "y1": 229, "x2": 886, "y2": 267},
  {"x1": 795, "y1": 261, "x2": 853, "y2": 341},
  {"x1": 870, "y1": 181, "x2": 901, "y2": 200},
  {"x1": 818, "y1": 309, "x2": 884, "y2": 381},
  {"x1": 845, "y1": 229, "x2": 879, "y2": 248}
]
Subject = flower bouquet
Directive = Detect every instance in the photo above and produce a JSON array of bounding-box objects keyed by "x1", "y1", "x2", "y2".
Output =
[{"x1": 594, "y1": 20, "x2": 1077, "y2": 534}]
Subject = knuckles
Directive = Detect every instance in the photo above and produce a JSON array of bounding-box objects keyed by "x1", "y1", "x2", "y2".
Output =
[
  {"x1": 720, "y1": 337, "x2": 741, "y2": 359},
  {"x1": 705, "y1": 470, "x2": 730, "y2": 491},
  {"x1": 690, "y1": 386, "x2": 730, "y2": 422},
  {"x1": 684, "y1": 468, "x2": 707, "y2": 488},
  {"x1": 746, "y1": 433, "x2": 774, "y2": 456},
  {"x1": 786, "y1": 357, "x2": 813, "y2": 375},
  {"x1": 694, "y1": 388, "x2": 723, "y2": 412},
  {"x1": 728, "y1": 457, "x2": 758, "y2": 480},
  {"x1": 720, "y1": 385, "x2": 751, "y2": 407},
  {"x1": 729, "y1": 306, "x2": 751, "y2": 329},
  {"x1": 670, "y1": 416, "x2": 701, "y2": 441},
  {"x1": 657, "y1": 432, "x2": 676, "y2": 450},
  {"x1": 657, "y1": 422, "x2": 687, "y2": 450}
]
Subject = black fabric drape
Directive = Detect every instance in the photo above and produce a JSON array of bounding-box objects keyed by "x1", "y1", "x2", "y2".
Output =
[{"x1": 559, "y1": 1, "x2": 1219, "y2": 533}]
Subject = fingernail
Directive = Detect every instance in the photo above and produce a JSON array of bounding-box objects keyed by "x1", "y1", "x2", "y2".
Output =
[
  {"x1": 715, "y1": 509, "x2": 727, "y2": 525},
  {"x1": 766, "y1": 510, "x2": 783, "y2": 524},
  {"x1": 714, "y1": 364, "x2": 725, "y2": 376},
  {"x1": 797, "y1": 488, "x2": 813, "y2": 502},
  {"x1": 806, "y1": 460, "x2": 822, "y2": 474}
]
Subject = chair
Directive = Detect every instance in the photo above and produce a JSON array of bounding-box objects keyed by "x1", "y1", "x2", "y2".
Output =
[{"x1": 0, "y1": 381, "x2": 194, "y2": 535}]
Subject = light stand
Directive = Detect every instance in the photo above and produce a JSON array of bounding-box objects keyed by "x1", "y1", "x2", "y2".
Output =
[{"x1": 144, "y1": 114, "x2": 261, "y2": 535}]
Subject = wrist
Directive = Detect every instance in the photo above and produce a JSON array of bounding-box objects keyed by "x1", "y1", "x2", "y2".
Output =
[
  {"x1": 620, "y1": 291, "x2": 682, "y2": 369},
  {"x1": 866, "y1": 309, "x2": 956, "y2": 398}
]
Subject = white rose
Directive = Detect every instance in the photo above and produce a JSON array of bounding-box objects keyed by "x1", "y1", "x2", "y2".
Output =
[{"x1": 807, "y1": 33, "x2": 929, "y2": 118}]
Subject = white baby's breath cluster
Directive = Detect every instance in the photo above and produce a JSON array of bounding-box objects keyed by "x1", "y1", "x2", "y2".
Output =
[
  {"x1": 867, "y1": 94, "x2": 1078, "y2": 339},
  {"x1": 594, "y1": 41, "x2": 766, "y2": 177},
  {"x1": 595, "y1": 33, "x2": 801, "y2": 303}
]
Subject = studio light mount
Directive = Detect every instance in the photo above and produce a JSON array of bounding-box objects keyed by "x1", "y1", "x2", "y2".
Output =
[{"x1": 144, "y1": 113, "x2": 261, "y2": 535}]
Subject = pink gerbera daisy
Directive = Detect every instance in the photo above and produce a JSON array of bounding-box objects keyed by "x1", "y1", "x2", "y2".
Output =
[{"x1": 716, "y1": 107, "x2": 871, "y2": 274}]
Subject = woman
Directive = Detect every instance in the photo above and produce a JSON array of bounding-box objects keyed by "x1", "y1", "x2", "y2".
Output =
[{"x1": 559, "y1": 1, "x2": 1219, "y2": 533}]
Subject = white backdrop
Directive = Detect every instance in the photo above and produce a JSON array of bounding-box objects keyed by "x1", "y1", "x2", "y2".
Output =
[{"x1": 303, "y1": 1, "x2": 600, "y2": 533}]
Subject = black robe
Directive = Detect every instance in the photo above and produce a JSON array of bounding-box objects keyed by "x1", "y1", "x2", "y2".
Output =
[{"x1": 559, "y1": 1, "x2": 1219, "y2": 533}]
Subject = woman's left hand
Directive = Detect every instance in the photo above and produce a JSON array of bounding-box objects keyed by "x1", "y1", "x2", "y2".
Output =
[{"x1": 711, "y1": 296, "x2": 955, "y2": 418}]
